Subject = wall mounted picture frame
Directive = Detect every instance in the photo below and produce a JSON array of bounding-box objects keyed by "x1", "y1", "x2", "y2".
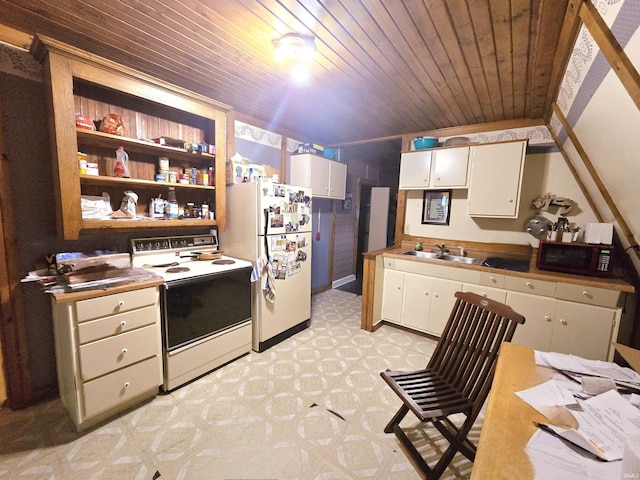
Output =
[{"x1": 421, "y1": 190, "x2": 452, "y2": 225}]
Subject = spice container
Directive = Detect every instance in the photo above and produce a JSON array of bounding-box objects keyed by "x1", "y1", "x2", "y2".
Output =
[{"x1": 78, "y1": 152, "x2": 87, "y2": 174}]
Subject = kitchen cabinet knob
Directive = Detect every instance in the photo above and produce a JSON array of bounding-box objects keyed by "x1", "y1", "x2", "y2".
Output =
[
  {"x1": 434, "y1": 293, "x2": 439, "y2": 298},
  {"x1": 424, "y1": 291, "x2": 429, "y2": 296},
  {"x1": 481, "y1": 292, "x2": 488, "y2": 297},
  {"x1": 582, "y1": 291, "x2": 589, "y2": 296},
  {"x1": 397, "y1": 285, "x2": 401, "y2": 290},
  {"x1": 120, "y1": 321, "x2": 126, "y2": 327},
  {"x1": 544, "y1": 315, "x2": 551, "y2": 322},
  {"x1": 526, "y1": 282, "x2": 532, "y2": 288},
  {"x1": 118, "y1": 300, "x2": 125, "y2": 307},
  {"x1": 489, "y1": 276, "x2": 496, "y2": 282},
  {"x1": 560, "y1": 319, "x2": 568, "y2": 326},
  {"x1": 508, "y1": 198, "x2": 514, "y2": 203},
  {"x1": 123, "y1": 382, "x2": 130, "y2": 388},
  {"x1": 121, "y1": 348, "x2": 128, "y2": 354}
]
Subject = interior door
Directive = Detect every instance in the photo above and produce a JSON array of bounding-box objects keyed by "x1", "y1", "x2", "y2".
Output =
[{"x1": 367, "y1": 187, "x2": 389, "y2": 251}]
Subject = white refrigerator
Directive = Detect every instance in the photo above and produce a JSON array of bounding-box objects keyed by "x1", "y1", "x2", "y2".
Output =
[{"x1": 221, "y1": 181, "x2": 312, "y2": 352}]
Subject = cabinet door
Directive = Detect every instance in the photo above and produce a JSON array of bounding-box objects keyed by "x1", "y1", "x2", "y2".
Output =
[
  {"x1": 401, "y1": 273, "x2": 432, "y2": 332},
  {"x1": 382, "y1": 270, "x2": 404, "y2": 324},
  {"x1": 467, "y1": 141, "x2": 526, "y2": 217},
  {"x1": 311, "y1": 156, "x2": 331, "y2": 197},
  {"x1": 399, "y1": 151, "x2": 432, "y2": 189},
  {"x1": 551, "y1": 301, "x2": 617, "y2": 360},
  {"x1": 507, "y1": 292, "x2": 554, "y2": 352},
  {"x1": 428, "y1": 278, "x2": 462, "y2": 336},
  {"x1": 329, "y1": 161, "x2": 347, "y2": 199},
  {"x1": 432, "y1": 147, "x2": 469, "y2": 187}
]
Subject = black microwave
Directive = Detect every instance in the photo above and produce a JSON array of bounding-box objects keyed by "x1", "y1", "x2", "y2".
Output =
[{"x1": 537, "y1": 241, "x2": 614, "y2": 277}]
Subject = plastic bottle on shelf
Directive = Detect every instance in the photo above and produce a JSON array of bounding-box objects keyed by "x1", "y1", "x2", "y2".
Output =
[
  {"x1": 167, "y1": 187, "x2": 179, "y2": 219},
  {"x1": 114, "y1": 146, "x2": 130, "y2": 178}
]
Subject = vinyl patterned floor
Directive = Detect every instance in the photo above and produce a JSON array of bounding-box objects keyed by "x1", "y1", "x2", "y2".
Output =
[{"x1": 0, "y1": 289, "x2": 477, "y2": 479}]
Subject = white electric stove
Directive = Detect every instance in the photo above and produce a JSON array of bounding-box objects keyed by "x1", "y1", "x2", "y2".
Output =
[{"x1": 131, "y1": 234, "x2": 253, "y2": 391}]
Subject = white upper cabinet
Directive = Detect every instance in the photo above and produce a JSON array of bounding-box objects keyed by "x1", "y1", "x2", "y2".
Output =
[
  {"x1": 467, "y1": 140, "x2": 527, "y2": 218},
  {"x1": 431, "y1": 147, "x2": 469, "y2": 187},
  {"x1": 290, "y1": 153, "x2": 347, "y2": 199},
  {"x1": 399, "y1": 146, "x2": 470, "y2": 190},
  {"x1": 399, "y1": 150, "x2": 432, "y2": 189}
]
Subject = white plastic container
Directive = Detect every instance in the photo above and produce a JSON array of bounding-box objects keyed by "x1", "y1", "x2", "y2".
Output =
[{"x1": 114, "y1": 146, "x2": 130, "y2": 178}]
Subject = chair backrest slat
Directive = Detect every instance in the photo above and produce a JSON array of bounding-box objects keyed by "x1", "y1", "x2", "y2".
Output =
[{"x1": 426, "y1": 292, "x2": 525, "y2": 406}]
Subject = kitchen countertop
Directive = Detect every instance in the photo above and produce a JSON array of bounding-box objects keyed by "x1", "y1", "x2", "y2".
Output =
[
  {"x1": 52, "y1": 275, "x2": 164, "y2": 303},
  {"x1": 380, "y1": 245, "x2": 635, "y2": 293}
]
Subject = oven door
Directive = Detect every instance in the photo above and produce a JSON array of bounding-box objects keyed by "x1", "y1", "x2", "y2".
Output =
[{"x1": 161, "y1": 267, "x2": 252, "y2": 351}]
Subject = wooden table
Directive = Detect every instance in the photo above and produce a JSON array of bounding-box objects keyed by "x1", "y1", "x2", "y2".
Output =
[{"x1": 470, "y1": 342, "x2": 554, "y2": 479}]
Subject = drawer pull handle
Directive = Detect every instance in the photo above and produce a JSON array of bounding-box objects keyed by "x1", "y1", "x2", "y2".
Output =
[
  {"x1": 123, "y1": 381, "x2": 130, "y2": 388},
  {"x1": 582, "y1": 291, "x2": 589, "y2": 296},
  {"x1": 121, "y1": 348, "x2": 128, "y2": 354},
  {"x1": 120, "y1": 321, "x2": 126, "y2": 327},
  {"x1": 424, "y1": 291, "x2": 428, "y2": 296},
  {"x1": 118, "y1": 300, "x2": 125, "y2": 307},
  {"x1": 490, "y1": 276, "x2": 496, "y2": 282},
  {"x1": 560, "y1": 319, "x2": 568, "y2": 326},
  {"x1": 481, "y1": 292, "x2": 488, "y2": 297},
  {"x1": 434, "y1": 293, "x2": 439, "y2": 298},
  {"x1": 544, "y1": 315, "x2": 551, "y2": 322},
  {"x1": 526, "y1": 282, "x2": 532, "y2": 288}
]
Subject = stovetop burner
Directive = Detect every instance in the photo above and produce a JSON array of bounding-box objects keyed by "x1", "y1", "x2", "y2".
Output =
[
  {"x1": 212, "y1": 259, "x2": 235, "y2": 265},
  {"x1": 166, "y1": 266, "x2": 191, "y2": 273},
  {"x1": 131, "y1": 234, "x2": 252, "y2": 283}
]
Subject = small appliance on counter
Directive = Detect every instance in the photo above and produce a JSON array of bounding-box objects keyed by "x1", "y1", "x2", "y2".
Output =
[
  {"x1": 584, "y1": 223, "x2": 614, "y2": 244},
  {"x1": 537, "y1": 241, "x2": 614, "y2": 277}
]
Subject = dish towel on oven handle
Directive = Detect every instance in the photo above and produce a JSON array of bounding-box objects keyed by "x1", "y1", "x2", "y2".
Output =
[{"x1": 250, "y1": 254, "x2": 276, "y2": 303}]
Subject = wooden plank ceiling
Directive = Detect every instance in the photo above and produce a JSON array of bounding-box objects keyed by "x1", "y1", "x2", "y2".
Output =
[{"x1": 0, "y1": 0, "x2": 569, "y2": 145}]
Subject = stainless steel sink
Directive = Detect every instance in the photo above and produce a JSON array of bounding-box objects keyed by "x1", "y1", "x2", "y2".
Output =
[
  {"x1": 401, "y1": 250, "x2": 442, "y2": 260},
  {"x1": 401, "y1": 250, "x2": 484, "y2": 265}
]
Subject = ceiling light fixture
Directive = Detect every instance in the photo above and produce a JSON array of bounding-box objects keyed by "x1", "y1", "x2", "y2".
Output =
[{"x1": 272, "y1": 33, "x2": 316, "y2": 63}]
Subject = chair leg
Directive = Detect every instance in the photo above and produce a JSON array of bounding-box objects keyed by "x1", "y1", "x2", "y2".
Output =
[
  {"x1": 392, "y1": 424, "x2": 434, "y2": 479},
  {"x1": 384, "y1": 404, "x2": 409, "y2": 433}
]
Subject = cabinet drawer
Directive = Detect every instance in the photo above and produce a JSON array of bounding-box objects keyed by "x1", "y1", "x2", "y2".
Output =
[
  {"x1": 79, "y1": 324, "x2": 160, "y2": 381},
  {"x1": 504, "y1": 276, "x2": 556, "y2": 297},
  {"x1": 479, "y1": 272, "x2": 505, "y2": 289},
  {"x1": 82, "y1": 356, "x2": 161, "y2": 419},
  {"x1": 77, "y1": 305, "x2": 159, "y2": 345},
  {"x1": 554, "y1": 283, "x2": 621, "y2": 308},
  {"x1": 463, "y1": 284, "x2": 506, "y2": 303},
  {"x1": 75, "y1": 287, "x2": 157, "y2": 323}
]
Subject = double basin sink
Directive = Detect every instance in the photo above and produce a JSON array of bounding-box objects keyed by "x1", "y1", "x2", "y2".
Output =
[{"x1": 401, "y1": 250, "x2": 484, "y2": 265}]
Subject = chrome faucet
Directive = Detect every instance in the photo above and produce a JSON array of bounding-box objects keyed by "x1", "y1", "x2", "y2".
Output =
[{"x1": 433, "y1": 244, "x2": 447, "y2": 256}]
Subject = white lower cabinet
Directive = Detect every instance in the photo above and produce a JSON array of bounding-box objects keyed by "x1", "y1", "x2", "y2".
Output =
[
  {"x1": 382, "y1": 270, "x2": 460, "y2": 336},
  {"x1": 381, "y1": 269, "x2": 405, "y2": 324},
  {"x1": 506, "y1": 291, "x2": 618, "y2": 360},
  {"x1": 379, "y1": 256, "x2": 622, "y2": 360},
  {"x1": 52, "y1": 285, "x2": 163, "y2": 431}
]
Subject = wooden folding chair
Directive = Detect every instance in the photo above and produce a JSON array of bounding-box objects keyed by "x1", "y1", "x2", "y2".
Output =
[{"x1": 380, "y1": 291, "x2": 525, "y2": 479}]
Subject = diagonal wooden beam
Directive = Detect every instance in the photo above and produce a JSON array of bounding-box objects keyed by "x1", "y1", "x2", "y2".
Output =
[
  {"x1": 580, "y1": 0, "x2": 640, "y2": 112},
  {"x1": 543, "y1": 0, "x2": 583, "y2": 123}
]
